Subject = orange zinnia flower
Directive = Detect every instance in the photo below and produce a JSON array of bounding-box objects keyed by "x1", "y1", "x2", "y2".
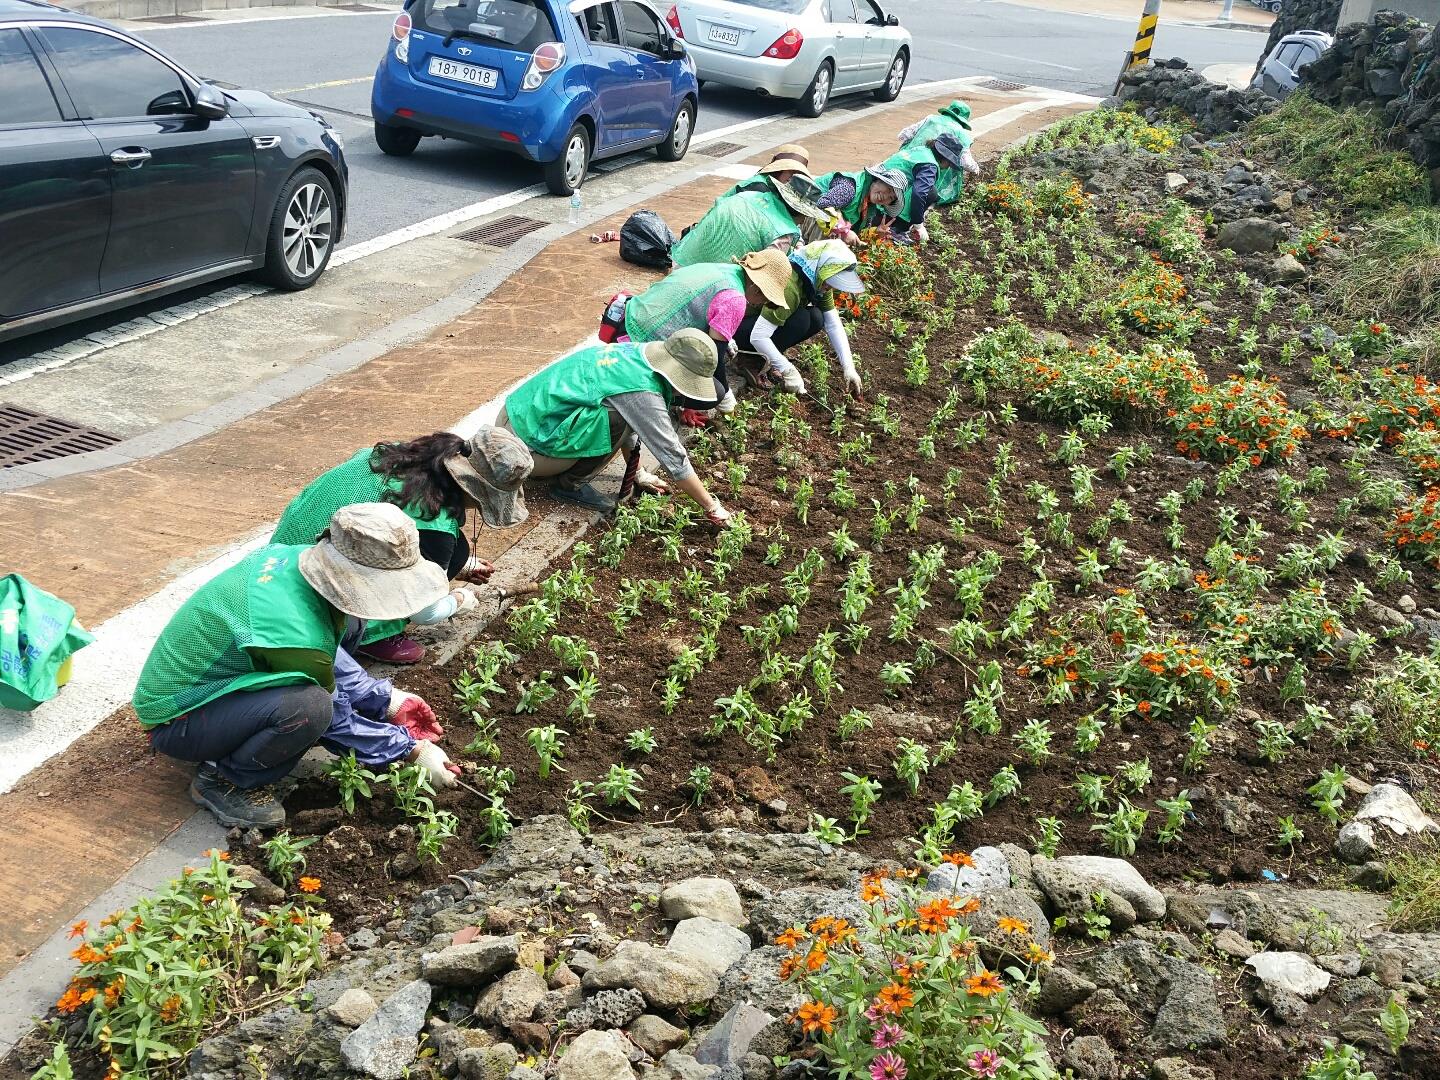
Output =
[
  {"x1": 957, "y1": 897, "x2": 982, "y2": 916},
  {"x1": 940, "y1": 851, "x2": 975, "y2": 867},
  {"x1": 874, "y1": 982, "x2": 916, "y2": 1015},
  {"x1": 791, "y1": 1000, "x2": 837, "y2": 1037},
  {"x1": 861, "y1": 878, "x2": 888, "y2": 903},
  {"x1": 916, "y1": 897, "x2": 960, "y2": 934},
  {"x1": 71, "y1": 943, "x2": 106, "y2": 965},
  {"x1": 965, "y1": 970, "x2": 1004, "y2": 998},
  {"x1": 805, "y1": 946, "x2": 828, "y2": 971},
  {"x1": 55, "y1": 988, "x2": 88, "y2": 1015},
  {"x1": 159, "y1": 994, "x2": 183, "y2": 1023},
  {"x1": 103, "y1": 977, "x2": 125, "y2": 1008},
  {"x1": 775, "y1": 927, "x2": 805, "y2": 951},
  {"x1": 68, "y1": 921, "x2": 88, "y2": 939},
  {"x1": 996, "y1": 916, "x2": 1030, "y2": 935},
  {"x1": 779, "y1": 955, "x2": 801, "y2": 979},
  {"x1": 297, "y1": 877, "x2": 322, "y2": 894}
]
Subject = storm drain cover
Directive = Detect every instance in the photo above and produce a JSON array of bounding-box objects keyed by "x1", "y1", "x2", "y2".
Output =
[
  {"x1": 979, "y1": 77, "x2": 1028, "y2": 91},
  {"x1": 452, "y1": 215, "x2": 549, "y2": 248},
  {"x1": 697, "y1": 140, "x2": 746, "y2": 158},
  {"x1": 0, "y1": 406, "x2": 120, "y2": 468}
]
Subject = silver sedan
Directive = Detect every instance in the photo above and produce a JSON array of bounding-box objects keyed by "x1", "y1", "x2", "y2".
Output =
[{"x1": 672, "y1": 0, "x2": 912, "y2": 116}]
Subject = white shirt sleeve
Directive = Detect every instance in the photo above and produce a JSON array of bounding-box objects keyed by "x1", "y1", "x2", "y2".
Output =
[{"x1": 823, "y1": 307, "x2": 857, "y2": 380}]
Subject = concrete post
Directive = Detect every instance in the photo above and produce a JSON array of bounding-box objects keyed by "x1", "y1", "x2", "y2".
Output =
[{"x1": 1219, "y1": 0, "x2": 1234, "y2": 22}]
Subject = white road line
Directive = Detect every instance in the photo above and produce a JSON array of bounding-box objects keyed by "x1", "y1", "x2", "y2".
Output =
[{"x1": 331, "y1": 184, "x2": 546, "y2": 265}]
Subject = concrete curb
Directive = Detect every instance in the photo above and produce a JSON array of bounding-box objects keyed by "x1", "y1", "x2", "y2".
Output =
[{"x1": 68, "y1": 0, "x2": 360, "y2": 23}]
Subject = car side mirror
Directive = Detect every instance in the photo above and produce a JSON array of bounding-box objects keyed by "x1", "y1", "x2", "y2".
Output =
[
  {"x1": 886, "y1": 13, "x2": 899, "y2": 25},
  {"x1": 667, "y1": 37, "x2": 687, "y2": 59},
  {"x1": 193, "y1": 82, "x2": 230, "y2": 120}
]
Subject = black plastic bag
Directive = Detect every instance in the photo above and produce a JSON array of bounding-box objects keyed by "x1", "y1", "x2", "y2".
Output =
[{"x1": 619, "y1": 209, "x2": 675, "y2": 269}]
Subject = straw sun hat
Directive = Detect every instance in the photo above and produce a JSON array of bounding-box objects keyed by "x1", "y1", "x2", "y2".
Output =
[
  {"x1": 299, "y1": 503, "x2": 450, "y2": 621},
  {"x1": 738, "y1": 247, "x2": 793, "y2": 308}
]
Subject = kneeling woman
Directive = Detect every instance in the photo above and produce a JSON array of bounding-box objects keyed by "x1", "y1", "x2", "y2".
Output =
[
  {"x1": 271, "y1": 429, "x2": 533, "y2": 664},
  {"x1": 135, "y1": 504, "x2": 464, "y2": 830},
  {"x1": 501, "y1": 329, "x2": 732, "y2": 522}
]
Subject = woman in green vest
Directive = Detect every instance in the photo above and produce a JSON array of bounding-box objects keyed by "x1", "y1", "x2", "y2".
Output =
[
  {"x1": 135, "y1": 503, "x2": 460, "y2": 830},
  {"x1": 813, "y1": 164, "x2": 910, "y2": 244},
  {"x1": 271, "y1": 428, "x2": 533, "y2": 665},
  {"x1": 500, "y1": 329, "x2": 732, "y2": 522},
  {"x1": 878, "y1": 133, "x2": 969, "y2": 244},
  {"x1": 899, "y1": 101, "x2": 979, "y2": 209},
  {"x1": 671, "y1": 179, "x2": 828, "y2": 268}
]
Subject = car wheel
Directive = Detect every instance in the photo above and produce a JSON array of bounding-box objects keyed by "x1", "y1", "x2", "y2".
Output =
[
  {"x1": 545, "y1": 124, "x2": 591, "y2": 196},
  {"x1": 374, "y1": 121, "x2": 421, "y2": 156},
  {"x1": 657, "y1": 99, "x2": 695, "y2": 161},
  {"x1": 797, "y1": 60, "x2": 833, "y2": 118},
  {"x1": 873, "y1": 50, "x2": 908, "y2": 102},
  {"x1": 262, "y1": 166, "x2": 337, "y2": 290}
]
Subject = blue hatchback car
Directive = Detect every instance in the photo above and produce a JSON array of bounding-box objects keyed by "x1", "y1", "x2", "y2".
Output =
[{"x1": 372, "y1": 0, "x2": 699, "y2": 194}]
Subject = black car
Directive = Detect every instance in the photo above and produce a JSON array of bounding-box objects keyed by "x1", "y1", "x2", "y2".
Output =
[{"x1": 0, "y1": 0, "x2": 348, "y2": 343}]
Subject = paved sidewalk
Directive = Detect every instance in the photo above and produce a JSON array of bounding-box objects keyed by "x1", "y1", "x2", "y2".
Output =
[{"x1": 0, "y1": 86, "x2": 1088, "y2": 1041}]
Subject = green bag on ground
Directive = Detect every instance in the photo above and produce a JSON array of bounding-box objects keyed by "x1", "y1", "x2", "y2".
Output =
[{"x1": 0, "y1": 574, "x2": 94, "y2": 711}]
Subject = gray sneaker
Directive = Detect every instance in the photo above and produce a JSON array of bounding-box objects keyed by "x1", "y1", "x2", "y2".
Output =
[{"x1": 189, "y1": 765, "x2": 286, "y2": 829}]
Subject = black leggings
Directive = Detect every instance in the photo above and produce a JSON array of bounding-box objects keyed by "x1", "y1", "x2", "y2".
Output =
[{"x1": 736, "y1": 304, "x2": 826, "y2": 355}]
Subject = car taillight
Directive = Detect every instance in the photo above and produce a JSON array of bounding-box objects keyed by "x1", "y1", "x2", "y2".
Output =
[
  {"x1": 764, "y1": 28, "x2": 803, "y2": 59},
  {"x1": 392, "y1": 11, "x2": 411, "y2": 61},
  {"x1": 666, "y1": 5, "x2": 684, "y2": 39},
  {"x1": 523, "y1": 41, "x2": 565, "y2": 91}
]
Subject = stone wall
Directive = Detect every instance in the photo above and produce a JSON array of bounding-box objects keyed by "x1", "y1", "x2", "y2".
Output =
[
  {"x1": 1117, "y1": 58, "x2": 1279, "y2": 134},
  {"x1": 1255, "y1": 0, "x2": 1344, "y2": 76}
]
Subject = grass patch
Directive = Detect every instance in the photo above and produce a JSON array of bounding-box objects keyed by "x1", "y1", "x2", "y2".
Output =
[
  {"x1": 1248, "y1": 93, "x2": 1430, "y2": 214},
  {"x1": 1333, "y1": 207, "x2": 1440, "y2": 324},
  {"x1": 1386, "y1": 842, "x2": 1440, "y2": 932}
]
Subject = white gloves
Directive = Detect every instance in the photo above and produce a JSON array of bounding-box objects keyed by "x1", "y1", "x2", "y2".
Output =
[
  {"x1": 412, "y1": 740, "x2": 459, "y2": 789},
  {"x1": 909, "y1": 223, "x2": 929, "y2": 245},
  {"x1": 961, "y1": 147, "x2": 980, "y2": 175},
  {"x1": 706, "y1": 499, "x2": 733, "y2": 526}
]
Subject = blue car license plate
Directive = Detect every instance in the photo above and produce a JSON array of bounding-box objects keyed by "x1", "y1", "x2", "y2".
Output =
[{"x1": 427, "y1": 56, "x2": 499, "y2": 89}]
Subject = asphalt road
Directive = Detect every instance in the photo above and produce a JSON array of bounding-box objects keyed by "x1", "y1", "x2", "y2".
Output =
[{"x1": 1, "y1": 0, "x2": 1264, "y2": 365}]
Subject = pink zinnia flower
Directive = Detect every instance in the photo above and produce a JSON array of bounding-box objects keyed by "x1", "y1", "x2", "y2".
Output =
[
  {"x1": 968, "y1": 1049, "x2": 1001, "y2": 1078},
  {"x1": 863, "y1": 1004, "x2": 885, "y2": 1024},
  {"x1": 871, "y1": 1023, "x2": 904, "y2": 1050},
  {"x1": 870, "y1": 1052, "x2": 907, "y2": 1080}
]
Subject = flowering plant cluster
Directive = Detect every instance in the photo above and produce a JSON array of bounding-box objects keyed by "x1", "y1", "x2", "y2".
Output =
[
  {"x1": 1169, "y1": 375, "x2": 1306, "y2": 465},
  {"x1": 1281, "y1": 221, "x2": 1339, "y2": 262},
  {"x1": 1109, "y1": 635, "x2": 1238, "y2": 720},
  {"x1": 52, "y1": 851, "x2": 328, "y2": 1078},
  {"x1": 1124, "y1": 199, "x2": 1205, "y2": 264},
  {"x1": 851, "y1": 231, "x2": 933, "y2": 319},
  {"x1": 1389, "y1": 486, "x2": 1440, "y2": 565},
  {"x1": 1321, "y1": 366, "x2": 1440, "y2": 444},
  {"x1": 1112, "y1": 257, "x2": 1205, "y2": 340},
  {"x1": 779, "y1": 862, "x2": 1053, "y2": 1080},
  {"x1": 979, "y1": 180, "x2": 1035, "y2": 220}
]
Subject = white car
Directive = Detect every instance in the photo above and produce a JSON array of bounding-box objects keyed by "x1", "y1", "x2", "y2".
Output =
[{"x1": 670, "y1": 0, "x2": 912, "y2": 116}]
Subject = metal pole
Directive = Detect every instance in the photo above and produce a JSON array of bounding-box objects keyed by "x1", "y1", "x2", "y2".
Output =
[
  {"x1": 1115, "y1": 0, "x2": 1162, "y2": 92},
  {"x1": 1219, "y1": 0, "x2": 1234, "y2": 21}
]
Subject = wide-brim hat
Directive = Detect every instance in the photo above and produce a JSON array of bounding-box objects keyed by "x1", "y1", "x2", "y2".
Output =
[
  {"x1": 299, "y1": 502, "x2": 449, "y2": 621},
  {"x1": 941, "y1": 100, "x2": 973, "y2": 130},
  {"x1": 759, "y1": 143, "x2": 811, "y2": 175},
  {"x1": 807, "y1": 239, "x2": 866, "y2": 297},
  {"x1": 864, "y1": 165, "x2": 909, "y2": 216},
  {"x1": 643, "y1": 329, "x2": 719, "y2": 405},
  {"x1": 931, "y1": 133, "x2": 967, "y2": 170},
  {"x1": 738, "y1": 247, "x2": 793, "y2": 307},
  {"x1": 445, "y1": 426, "x2": 533, "y2": 529},
  {"x1": 772, "y1": 179, "x2": 826, "y2": 222}
]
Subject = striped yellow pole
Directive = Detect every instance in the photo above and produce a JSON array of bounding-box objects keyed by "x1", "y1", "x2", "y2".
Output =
[{"x1": 1128, "y1": 0, "x2": 1161, "y2": 69}]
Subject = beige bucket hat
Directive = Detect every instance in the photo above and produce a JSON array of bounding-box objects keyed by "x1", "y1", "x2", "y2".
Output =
[
  {"x1": 299, "y1": 503, "x2": 450, "y2": 621},
  {"x1": 738, "y1": 247, "x2": 793, "y2": 308},
  {"x1": 642, "y1": 329, "x2": 720, "y2": 405},
  {"x1": 445, "y1": 426, "x2": 534, "y2": 528},
  {"x1": 758, "y1": 143, "x2": 812, "y2": 177}
]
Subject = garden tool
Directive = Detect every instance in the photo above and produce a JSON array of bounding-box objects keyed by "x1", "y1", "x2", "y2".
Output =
[{"x1": 617, "y1": 445, "x2": 642, "y2": 502}]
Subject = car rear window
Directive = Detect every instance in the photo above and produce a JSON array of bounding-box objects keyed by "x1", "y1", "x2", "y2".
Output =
[
  {"x1": 412, "y1": 0, "x2": 559, "y2": 50},
  {"x1": 723, "y1": 0, "x2": 811, "y2": 12}
]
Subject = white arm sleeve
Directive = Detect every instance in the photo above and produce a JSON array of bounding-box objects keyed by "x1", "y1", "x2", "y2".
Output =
[
  {"x1": 823, "y1": 308, "x2": 857, "y2": 380},
  {"x1": 749, "y1": 313, "x2": 789, "y2": 371},
  {"x1": 410, "y1": 593, "x2": 459, "y2": 625}
]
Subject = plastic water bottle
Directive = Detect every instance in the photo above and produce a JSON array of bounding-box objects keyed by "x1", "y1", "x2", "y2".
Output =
[{"x1": 568, "y1": 190, "x2": 583, "y2": 225}]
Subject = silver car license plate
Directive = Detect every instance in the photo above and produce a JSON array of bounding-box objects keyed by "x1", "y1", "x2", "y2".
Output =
[
  {"x1": 428, "y1": 56, "x2": 499, "y2": 89},
  {"x1": 707, "y1": 24, "x2": 742, "y2": 46}
]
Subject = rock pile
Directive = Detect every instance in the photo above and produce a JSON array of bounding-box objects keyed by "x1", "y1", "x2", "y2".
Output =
[{"x1": 1116, "y1": 58, "x2": 1278, "y2": 134}]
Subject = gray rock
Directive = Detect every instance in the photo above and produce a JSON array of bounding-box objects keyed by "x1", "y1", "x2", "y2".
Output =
[
  {"x1": 510, "y1": 1067, "x2": 546, "y2": 1080},
  {"x1": 746, "y1": 887, "x2": 868, "y2": 946},
  {"x1": 997, "y1": 843, "x2": 1045, "y2": 907},
  {"x1": 1336, "y1": 820, "x2": 1377, "y2": 864},
  {"x1": 569, "y1": 950, "x2": 602, "y2": 975},
  {"x1": 457, "y1": 1045, "x2": 521, "y2": 1080},
  {"x1": 694, "y1": 1003, "x2": 774, "y2": 1067},
  {"x1": 661, "y1": 878, "x2": 746, "y2": 927},
  {"x1": 968, "y1": 888, "x2": 1054, "y2": 961},
  {"x1": 711, "y1": 947, "x2": 804, "y2": 1017},
  {"x1": 1165, "y1": 887, "x2": 1388, "y2": 948},
  {"x1": 567, "y1": 988, "x2": 647, "y2": 1032},
  {"x1": 1077, "y1": 940, "x2": 1225, "y2": 1051},
  {"x1": 1217, "y1": 794, "x2": 1264, "y2": 837},
  {"x1": 1034, "y1": 966, "x2": 1096, "y2": 1015},
  {"x1": 655, "y1": 1051, "x2": 721, "y2": 1080},
  {"x1": 739, "y1": 1052, "x2": 774, "y2": 1080},
  {"x1": 1150, "y1": 1059, "x2": 1215, "y2": 1080},
  {"x1": 422, "y1": 935, "x2": 521, "y2": 986},
  {"x1": 584, "y1": 941, "x2": 720, "y2": 1010},
  {"x1": 1035, "y1": 856, "x2": 1164, "y2": 923},
  {"x1": 1264, "y1": 986, "x2": 1311, "y2": 1025},
  {"x1": 346, "y1": 927, "x2": 380, "y2": 951},
  {"x1": 536, "y1": 984, "x2": 587, "y2": 1026},
  {"x1": 628, "y1": 1015, "x2": 689, "y2": 1058},
  {"x1": 669, "y1": 917, "x2": 752, "y2": 979},
  {"x1": 475, "y1": 968, "x2": 547, "y2": 1031},
  {"x1": 1245, "y1": 952, "x2": 1331, "y2": 999},
  {"x1": 1218, "y1": 217, "x2": 1288, "y2": 255},
  {"x1": 1271, "y1": 253, "x2": 1307, "y2": 284},
  {"x1": 1165, "y1": 172, "x2": 1189, "y2": 192},
  {"x1": 1212, "y1": 928, "x2": 1257, "y2": 959},
  {"x1": 1032, "y1": 860, "x2": 1136, "y2": 933},
  {"x1": 230, "y1": 863, "x2": 286, "y2": 906},
  {"x1": 328, "y1": 988, "x2": 378, "y2": 1028},
  {"x1": 925, "y1": 845, "x2": 1011, "y2": 894},
  {"x1": 1317, "y1": 953, "x2": 1364, "y2": 978},
  {"x1": 1062, "y1": 1035, "x2": 1118, "y2": 1080},
  {"x1": 1355, "y1": 782, "x2": 1439, "y2": 836},
  {"x1": 559, "y1": 1030, "x2": 635, "y2": 1080},
  {"x1": 340, "y1": 980, "x2": 431, "y2": 1080}
]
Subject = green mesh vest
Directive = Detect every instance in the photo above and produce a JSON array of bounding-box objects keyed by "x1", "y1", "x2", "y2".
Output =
[
  {"x1": 271, "y1": 447, "x2": 461, "y2": 643},
  {"x1": 904, "y1": 102, "x2": 973, "y2": 207},
  {"x1": 814, "y1": 169, "x2": 891, "y2": 231},
  {"x1": 881, "y1": 144, "x2": 942, "y2": 224},
  {"x1": 133, "y1": 545, "x2": 341, "y2": 726},
  {"x1": 506, "y1": 344, "x2": 668, "y2": 460},
  {"x1": 624, "y1": 263, "x2": 747, "y2": 344},
  {"x1": 671, "y1": 189, "x2": 800, "y2": 268}
]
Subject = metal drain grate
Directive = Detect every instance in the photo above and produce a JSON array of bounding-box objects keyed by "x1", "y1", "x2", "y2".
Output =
[
  {"x1": 452, "y1": 215, "x2": 549, "y2": 248},
  {"x1": 0, "y1": 406, "x2": 120, "y2": 468},
  {"x1": 138, "y1": 13, "x2": 204, "y2": 22},
  {"x1": 978, "y1": 77, "x2": 1028, "y2": 91},
  {"x1": 696, "y1": 140, "x2": 746, "y2": 158}
]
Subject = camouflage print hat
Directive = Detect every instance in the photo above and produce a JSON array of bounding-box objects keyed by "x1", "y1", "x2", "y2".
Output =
[{"x1": 445, "y1": 426, "x2": 535, "y2": 528}]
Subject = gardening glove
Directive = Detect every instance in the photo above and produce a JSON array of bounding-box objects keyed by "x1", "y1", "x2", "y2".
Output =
[
  {"x1": 908, "y1": 223, "x2": 929, "y2": 245},
  {"x1": 705, "y1": 499, "x2": 733, "y2": 527},
  {"x1": 388, "y1": 690, "x2": 444, "y2": 741},
  {"x1": 412, "y1": 740, "x2": 461, "y2": 787},
  {"x1": 961, "y1": 147, "x2": 981, "y2": 175},
  {"x1": 450, "y1": 586, "x2": 481, "y2": 614},
  {"x1": 455, "y1": 556, "x2": 495, "y2": 584}
]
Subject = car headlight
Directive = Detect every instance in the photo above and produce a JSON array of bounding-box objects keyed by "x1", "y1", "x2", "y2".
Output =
[{"x1": 309, "y1": 111, "x2": 344, "y2": 150}]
